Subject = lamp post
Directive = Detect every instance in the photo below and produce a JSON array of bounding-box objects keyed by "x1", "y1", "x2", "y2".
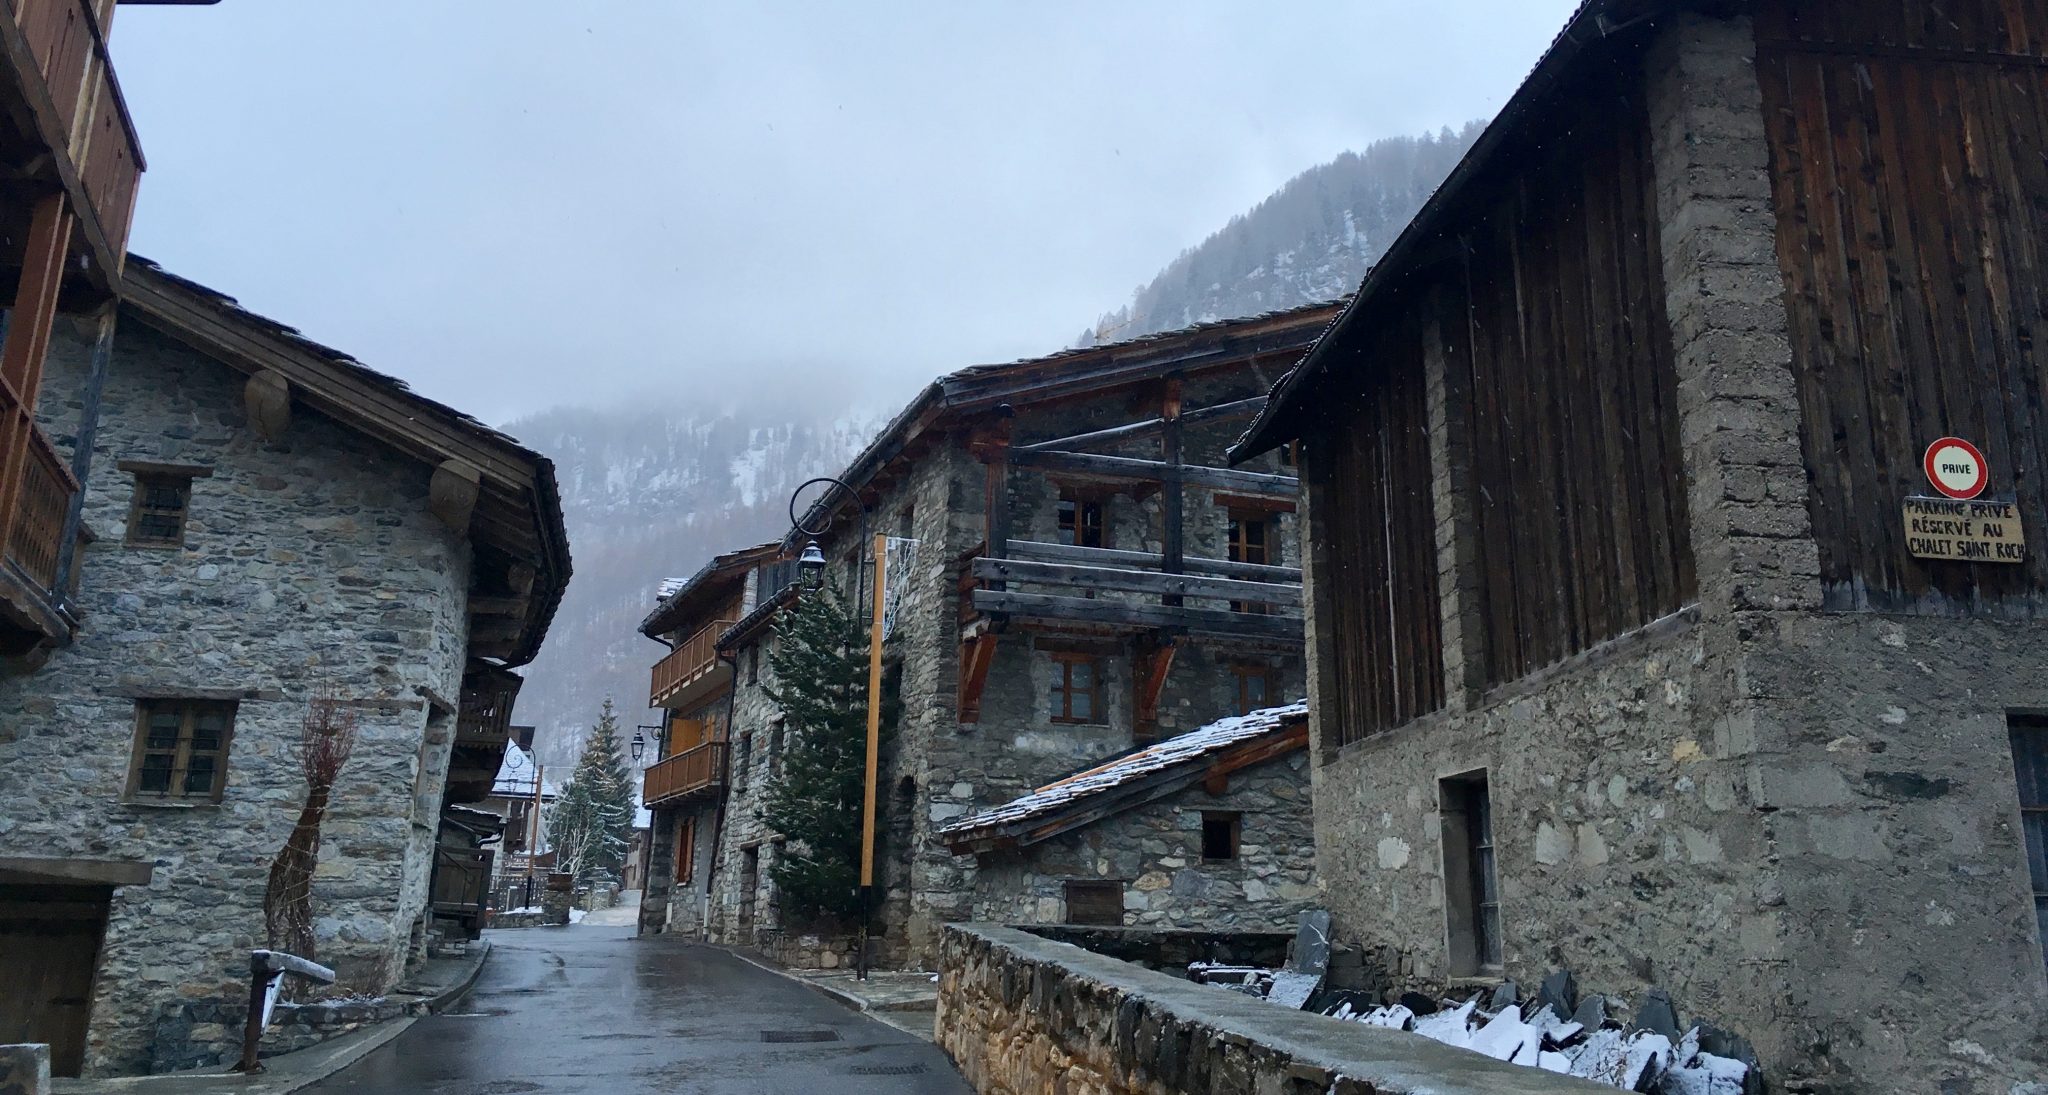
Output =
[
  {"x1": 788, "y1": 476, "x2": 880, "y2": 981},
  {"x1": 630, "y1": 728, "x2": 647, "y2": 764}
]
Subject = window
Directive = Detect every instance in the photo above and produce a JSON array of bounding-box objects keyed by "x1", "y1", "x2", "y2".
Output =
[
  {"x1": 1057, "y1": 493, "x2": 1105, "y2": 548},
  {"x1": 124, "y1": 469, "x2": 199, "y2": 547},
  {"x1": 1233, "y1": 664, "x2": 1274, "y2": 715},
  {"x1": 675, "y1": 817, "x2": 695, "y2": 887},
  {"x1": 897, "y1": 504, "x2": 916, "y2": 540},
  {"x1": 1226, "y1": 510, "x2": 1273, "y2": 566},
  {"x1": 126, "y1": 699, "x2": 236, "y2": 802},
  {"x1": 746, "y1": 643, "x2": 760, "y2": 685},
  {"x1": 2012, "y1": 714, "x2": 2048, "y2": 972},
  {"x1": 1201, "y1": 812, "x2": 1241, "y2": 861},
  {"x1": 1049, "y1": 653, "x2": 1106, "y2": 725},
  {"x1": 1279, "y1": 440, "x2": 1302, "y2": 470},
  {"x1": 1440, "y1": 772, "x2": 1501, "y2": 974},
  {"x1": 736, "y1": 732, "x2": 753, "y2": 787},
  {"x1": 1063, "y1": 880, "x2": 1123, "y2": 925}
]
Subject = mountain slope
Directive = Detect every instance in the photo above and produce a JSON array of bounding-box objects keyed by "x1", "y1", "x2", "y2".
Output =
[{"x1": 1085, "y1": 123, "x2": 1482, "y2": 343}]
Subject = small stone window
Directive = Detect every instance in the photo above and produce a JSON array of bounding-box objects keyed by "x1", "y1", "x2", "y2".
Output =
[
  {"x1": 1057, "y1": 492, "x2": 1105, "y2": 548},
  {"x1": 1201, "y1": 812, "x2": 1241, "y2": 862},
  {"x1": 2011, "y1": 713, "x2": 2048, "y2": 972},
  {"x1": 1440, "y1": 771, "x2": 1502, "y2": 975},
  {"x1": 746, "y1": 643, "x2": 760, "y2": 685},
  {"x1": 126, "y1": 698, "x2": 236, "y2": 802},
  {"x1": 120, "y1": 461, "x2": 211, "y2": 548},
  {"x1": 1049, "y1": 653, "x2": 1106, "y2": 725},
  {"x1": 1232, "y1": 664, "x2": 1274, "y2": 715},
  {"x1": 736, "y1": 732, "x2": 753, "y2": 788},
  {"x1": 1063, "y1": 880, "x2": 1123, "y2": 926}
]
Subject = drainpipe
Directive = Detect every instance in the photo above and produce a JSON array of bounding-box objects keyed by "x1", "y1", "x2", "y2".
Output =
[{"x1": 52, "y1": 307, "x2": 117, "y2": 610}]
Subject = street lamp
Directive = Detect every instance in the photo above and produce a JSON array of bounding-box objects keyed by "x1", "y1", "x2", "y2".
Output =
[
  {"x1": 797, "y1": 539, "x2": 827, "y2": 590},
  {"x1": 629, "y1": 729, "x2": 647, "y2": 763},
  {"x1": 787, "y1": 476, "x2": 879, "y2": 981}
]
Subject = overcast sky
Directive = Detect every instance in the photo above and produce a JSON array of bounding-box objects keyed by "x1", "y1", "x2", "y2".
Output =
[{"x1": 113, "y1": 2, "x2": 1579, "y2": 425}]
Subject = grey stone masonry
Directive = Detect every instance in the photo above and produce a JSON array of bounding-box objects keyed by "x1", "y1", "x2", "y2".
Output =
[
  {"x1": 0, "y1": 1045, "x2": 48, "y2": 1095},
  {"x1": 0, "y1": 317, "x2": 471, "y2": 1076}
]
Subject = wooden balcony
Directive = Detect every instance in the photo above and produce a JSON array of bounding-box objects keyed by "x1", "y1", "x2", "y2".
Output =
[
  {"x1": 0, "y1": 418, "x2": 78, "y2": 652},
  {"x1": 643, "y1": 741, "x2": 727, "y2": 808},
  {"x1": 648, "y1": 616, "x2": 736, "y2": 708},
  {"x1": 5, "y1": 0, "x2": 146, "y2": 283}
]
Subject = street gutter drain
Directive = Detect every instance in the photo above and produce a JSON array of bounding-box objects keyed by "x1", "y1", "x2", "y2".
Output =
[
  {"x1": 761, "y1": 1029, "x2": 841, "y2": 1043},
  {"x1": 851, "y1": 1064, "x2": 930, "y2": 1076}
]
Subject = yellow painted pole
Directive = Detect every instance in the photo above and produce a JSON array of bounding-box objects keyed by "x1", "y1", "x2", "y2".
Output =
[{"x1": 860, "y1": 533, "x2": 887, "y2": 889}]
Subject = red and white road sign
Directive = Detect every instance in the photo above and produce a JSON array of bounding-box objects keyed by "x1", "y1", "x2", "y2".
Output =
[{"x1": 1923, "y1": 437, "x2": 1989, "y2": 500}]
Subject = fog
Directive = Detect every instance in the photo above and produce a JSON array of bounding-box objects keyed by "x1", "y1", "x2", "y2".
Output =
[{"x1": 112, "y1": 1, "x2": 1580, "y2": 423}]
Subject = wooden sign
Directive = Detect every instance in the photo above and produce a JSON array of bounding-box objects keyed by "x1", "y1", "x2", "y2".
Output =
[{"x1": 1903, "y1": 496, "x2": 2026, "y2": 564}]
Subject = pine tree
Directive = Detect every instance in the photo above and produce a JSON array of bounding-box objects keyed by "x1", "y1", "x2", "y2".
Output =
[
  {"x1": 547, "y1": 698, "x2": 637, "y2": 885},
  {"x1": 761, "y1": 582, "x2": 894, "y2": 924}
]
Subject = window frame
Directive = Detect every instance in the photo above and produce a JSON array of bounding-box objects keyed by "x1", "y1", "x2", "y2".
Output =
[
  {"x1": 1439, "y1": 771, "x2": 1502, "y2": 975},
  {"x1": 1225, "y1": 509, "x2": 1275, "y2": 567},
  {"x1": 1048, "y1": 652, "x2": 1107, "y2": 726},
  {"x1": 124, "y1": 474, "x2": 192, "y2": 548},
  {"x1": 1062, "y1": 879, "x2": 1124, "y2": 926},
  {"x1": 1056, "y1": 491, "x2": 1107, "y2": 548},
  {"x1": 2010, "y1": 713, "x2": 2048, "y2": 973},
  {"x1": 124, "y1": 698, "x2": 237, "y2": 803},
  {"x1": 1201, "y1": 811, "x2": 1242, "y2": 862},
  {"x1": 1232, "y1": 664, "x2": 1275, "y2": 715}
]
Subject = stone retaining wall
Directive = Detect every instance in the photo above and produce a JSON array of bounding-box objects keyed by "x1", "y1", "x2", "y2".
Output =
[
  {"x1": 1018, "y1": 925, "x2": 1292, "y2": 974},
  {"x1": 149, "y1": 996, "x2": 409, "y2": 1073},
  {"x1": 936, "y1": 924, "x2": 1611, "y2": 1095}
]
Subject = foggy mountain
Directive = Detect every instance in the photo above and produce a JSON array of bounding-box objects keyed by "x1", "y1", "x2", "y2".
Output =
[
  {"x1": 1083, "y1": 124, "x2": 1483, "y2": 343},
  {"x1": 513, "y1": 122, "x2": 1484, "y2": 755},
  {"x1": 505, "y1": 402, "x2": 884, "y2": 759}
]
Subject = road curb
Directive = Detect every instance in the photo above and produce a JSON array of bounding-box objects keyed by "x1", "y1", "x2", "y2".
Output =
[
  {"x1": 410, "y1": 938, "x2": 493, "y2": 1015},
  {"x1": 720, "y1": 945, "x2": 874, "y2": 1014}
]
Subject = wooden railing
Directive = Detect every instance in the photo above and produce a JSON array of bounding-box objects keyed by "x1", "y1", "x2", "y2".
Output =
[
  {"x1": 5, "y1": 422, "x2": 77, "y2": 592},
  {"x1": 649, "y1": 616, "x2": 736, "y2": 706},
  {"x1": 458, "y1": 666, "x2": 523, "y2": 747},
  {"x1": 13, "y1": 0, "x2": 145, "y2": 259},
  {"x1": 643, "y1": 741, "x2": 727, "y2": 806}
]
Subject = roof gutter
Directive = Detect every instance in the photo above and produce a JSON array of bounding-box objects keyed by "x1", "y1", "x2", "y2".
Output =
[{"x1": 1227, "y1": 0, "x2": 1666, "y2": 462}]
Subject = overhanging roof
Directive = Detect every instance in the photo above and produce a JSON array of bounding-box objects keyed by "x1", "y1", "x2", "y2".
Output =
[
  {"x1": 1230, "y1": 0, "x2": 1675, "y2": 461},
  {"x1": 120, "y1": 258, "x2": 572, "y2": 666},
  {"x1": 937, "y1": 701, "x2": 1309, "y2": 853},
  {"x1": 639, "y1": 540, "x2": 784, "y2": 639},
  {"x1": 788, "y1": 300, "x2": 1346, "y2": 552}
]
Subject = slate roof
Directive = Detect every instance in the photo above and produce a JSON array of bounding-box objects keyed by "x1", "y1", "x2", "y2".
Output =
[
  {"x1": 639, "y1": 541, "x2": 783, "y2": 638},
  {"x1": 1230, "y1": 0, "x2": 1666, "y2": 461},
  {"x1": 936, "y1": 701, "x2": 1308, "y2": 848}
]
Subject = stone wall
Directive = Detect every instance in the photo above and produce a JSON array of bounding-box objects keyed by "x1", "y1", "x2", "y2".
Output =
[
  {"x1": 936, "y1": 924, "x2": 1610, "y2": 1095},
  {"x1": 0, "y1": 317, "x2": 470, "y2": 1075},
  {"x1": 0, "y1": 1045, "x2": 48, "y2": 1095},
  {"x1": 963, "y1": 751, "x2": 1316, "y2": 931},
  {"x1": 1018, "y1": 925, "x2": 1293, "y2": 973},
  {"x1": 149, "y1": 995, "x2": 410, "y2": 1073}
]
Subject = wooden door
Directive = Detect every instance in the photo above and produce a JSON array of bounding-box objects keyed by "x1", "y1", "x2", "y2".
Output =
[
  {"x1": 667, "y1": 714, "x2": 704, "y2": 756},
  {"x1": 0, "y1": 884, "x2": 111, "y2": 1077}
]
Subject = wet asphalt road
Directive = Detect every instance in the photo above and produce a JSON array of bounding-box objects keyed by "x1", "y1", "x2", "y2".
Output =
[{"x1": 303, "y1": 924, "x2": 972, "y2": 1095}]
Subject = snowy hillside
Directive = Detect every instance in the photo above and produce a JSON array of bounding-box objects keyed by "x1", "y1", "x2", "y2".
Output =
[{"x1": 506, "y1": 402, "x2": 883, "y2": 756}]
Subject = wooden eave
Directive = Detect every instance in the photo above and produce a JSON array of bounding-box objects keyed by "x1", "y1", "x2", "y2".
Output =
[
  {"x1": 119, "y1": 261, "x2": 571, "y2": 666},
  {"x1": 784, "y1": 302, "x2": 1342, "y2": 552},
  {"x1": 639, "y1": 541, "x2": 784, "y2": 640},
  {"x1": 941, "y1": 721, "x2": 1308, "y2": 855}
]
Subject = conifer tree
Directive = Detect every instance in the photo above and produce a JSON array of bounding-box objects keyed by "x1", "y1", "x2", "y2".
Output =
[
  {"x1": 547, "y1": 698, "x2": 637, "y2": 884},
  {"x1": 762, "y1": 582, "x2": 895, "y2": 924}
]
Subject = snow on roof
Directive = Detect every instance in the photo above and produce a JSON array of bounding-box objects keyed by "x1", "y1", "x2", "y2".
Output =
[
  {"x1": 657, "y1": 577, "x2": 689, "y2": 599},
  {"x1": 937, "y1": 701, "x2": 1308, "y2": 843},
  {"x1": 492, "y1": 741, "x2": 556, "y2": 798}
]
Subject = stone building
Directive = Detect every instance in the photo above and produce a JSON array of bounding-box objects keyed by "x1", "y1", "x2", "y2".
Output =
[
  {"x1": 0, "y1": 260, "x2": 570, "y2": 1077},
  {"x1": 1230, "y1": 1, "x2": 2048, "y2": 1089},
  {"x1": 938, "y1": 702, "x2": 1315, "y2": 931},
  {"x1": 659, "y1": 305, "x2": 1332, "y2": 969},
  {"x1": 636, "y1": 542, "x2": 791, "y2": 938}
]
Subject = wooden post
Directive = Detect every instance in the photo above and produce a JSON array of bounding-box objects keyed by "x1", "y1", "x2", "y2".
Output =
[
  {"x1": 858, "y1": 533, "x2": 887, "y2": 978},
  {"x1": 51, "y1": 307, "x2": 116, "y2": 599},
  {"x1": 1160, "y1": 379, "x2": 1185, "y2": 605}
]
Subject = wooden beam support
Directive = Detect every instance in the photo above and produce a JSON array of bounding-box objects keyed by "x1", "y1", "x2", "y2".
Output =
[
  {"x1": 430, "y1": 459, "x2": 482, "y2": 535},
  {"x1": 1005, "y1": 539, "x2": 1301, "y2": 584},
  {"x1": 1008, "y1": 448, "x2": 1297, "y2": 500},
  {"x1": 972, "y1": 556, "x2": 1299, "y2": 606},
  {"x1": 1015, "y1": 395, "x2": 1269, "y2": 454},
  {"x1": 972, "y1": 589, "x2": 1304, "y2": 641},
  {"x1": 467, "y1": 594, "x2": 531, "y2": 617},
  {"x1": 243, "y1": 369, "x2": 292, "y2": 442},
  {"x1": 957, "y1": 630, "x2": 1000, "y2": 724},
  {"x1": 1161, "y1": 378, "x2": 1185, "y2": 605},
  {"x1": 1133, "y1": 636, "x2": 1178, "y2": 744}
]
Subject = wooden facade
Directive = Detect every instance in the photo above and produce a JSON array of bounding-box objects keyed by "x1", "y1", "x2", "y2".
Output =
[{"x1": 1758, "y1": 3, "x2": 2048, "y2": 613}]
